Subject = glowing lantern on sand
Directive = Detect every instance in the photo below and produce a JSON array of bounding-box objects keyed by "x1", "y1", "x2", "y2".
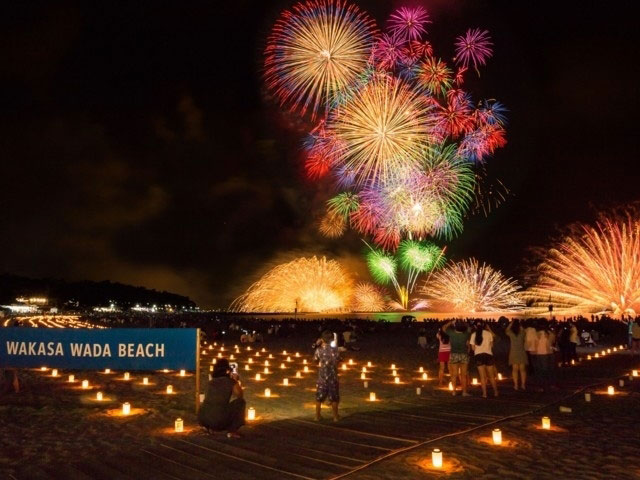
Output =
[
  {"x1": 432, "y1": 449, "x2": 443, "y2": 468},
  {"x1": 175, "y1": 418, "x2": 184, "y2": 433},
  {"x1": 166, "y1": 385, "x2": 173, "y2": 394},
  {"x1": 369, "y1": 392, "x2": 376, "y2": 401},
  {"x1": 180, "y1": 370, "x2": 186, "y2": 377},
  {"x1": 122, "y1": 402, "x2": 131, "y2": 415},
  {"x1": 143, "y1": 377, "x2": 149, "y2": 385},
  {"x1": 542, "y1": 416, "x2": 551, "y2": 430},
  {"x1": 607, "y1": 386, "x2": 615, "y2": 395},
  {"x1": 264, "y1": 388, "x2": 271, "y2": 398},
  {"x1": 492, "y1": 429, "x2": 502, "y2": 445},
  {"x1": 82, "y1": 380, "x2": 89, "y2": 389},
  {"x1": 51, "y1": 369, "x2": 58, "y2": 377},
  {"x1": 247, "y1": 407, "x2": 256, "y2": 421},
  {"x1": 96, "y1": 392, "x2": 103, "y2": 401}
]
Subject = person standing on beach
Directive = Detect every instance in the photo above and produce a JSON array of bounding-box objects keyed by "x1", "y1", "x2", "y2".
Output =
[
  {"x1": 506, "y1": 319, "x2": 527, "y2": 390},
  {"x1": 436, "y1": 327, "x2": 451, "y2": 386},
  {"x1": 443, "y1": 320, "x2": 471, "y2": 396},
  {"x1": 314, "y1": 330, "x2": 341, "y2": 422},
  {"x1": 469, "y1": 321, "x2": 499, "y2": 398}
]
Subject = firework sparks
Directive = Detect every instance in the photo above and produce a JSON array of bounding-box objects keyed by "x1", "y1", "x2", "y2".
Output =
[
  {"x1": 231, "y1": 256, "x2": 354, "y2": 313},
  {"x1": 416, "y1": 57, "x2": 453, "y2": 96},
  {"x1": 422, "y1": 258, "x2": 523, "y2": 312},
  {"x1": 352, "y1": 282, "x2": 387, "y2": 311},
  {"x1": 454, "y1": 28, "x2": 493, "y2": 71},
  {"x1": 319, "y1": 210, "x2": 347, "y2": 238},
  {"x1": 328, "y1": 74, "x2": 435, "y2": 186},
  {"x1": 528, "y1": 213, "x2": 640, "y2": 316},
  {"x1": 265, "y1": 0, "x2": 377, "y2": 118},
  {"x1": 365, "y1": 248, "x2": 397, "y2": 285},
  {"x1": 388, "y1": 6, "x2": 431, "y2": 41}
]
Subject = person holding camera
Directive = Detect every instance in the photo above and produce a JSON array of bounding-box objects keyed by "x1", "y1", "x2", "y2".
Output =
[{"x1": 198, "y1": 358, "x2": 245, "y2": 438}]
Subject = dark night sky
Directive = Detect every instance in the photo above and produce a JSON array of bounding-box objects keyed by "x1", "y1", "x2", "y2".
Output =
[{"x1": 1, "y1": 1, "x2": 638, "y2": 308}]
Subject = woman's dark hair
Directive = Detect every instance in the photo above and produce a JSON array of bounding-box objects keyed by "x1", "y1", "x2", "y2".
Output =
[
  {"x1": 321, "y1": 330, "x2": 333, "y2": 343},
  {"x1": 474, "y1": 321, "x2": 485, "y2": 345},
  {"x1": 439, "y1": 328, "x2": 449, "y2": 344},
  {"x1": 212, "y1": 358, "x2": 230, "y2": 378},
  {"x1": 511, "y1": 319, "x2": 521, "y2": 335},
  {"x1": 454, "y1": 321, "x2": 466, "y2": 332}
]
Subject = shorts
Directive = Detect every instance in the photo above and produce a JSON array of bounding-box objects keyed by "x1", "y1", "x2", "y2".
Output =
[
  {"x1": 316, "y1": 380, "x2": 340, "y2": 403},
  {"x1": 475, "y1": 353, "x2": 495, "y2": 366},
  {"x1": 449, "y1": 352, "x2": 469, "y2": 364},
  {"x1": 438, "y1": 351, "x2": 451, "y2": 363}
]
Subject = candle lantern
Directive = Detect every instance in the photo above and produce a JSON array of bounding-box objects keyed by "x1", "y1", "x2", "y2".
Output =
[
  {"x1": 448, "y1": 381, "x2": 453, "y2": 391},
  {"x1": 348, "y1": 359, "x2": 354, "y2": 365},
  {"x1": 419, "y1": 366, "x2": 424, "y2": 373},
  {"x1": 342, "y1": 364, "x2": 347, "y2": 371},
  {"x1": 296, "y1": 371, "x2": 301, "y2": 378},
  {"x1": 303, "y1": 359, "x2": 308, "y2": 365},
  {"x1": 585, "y1": 392, "x2": 591, "y2": 402},
  {"x1": 263, "y1": 367, "x2": 269, "y2": 374},
  {"x1": 587, "y1": 355, "x2": 592, "y2": 360},
  {"x1": 492, "y1": 428, "x2": 502, "y2": 445},
  {"x1": 283, "y1": 378, "x2": 289, "y2": 386},
  {"x1": 248, "y1": 358, "x2": 253, "y2": 364},
  {"x1": 432, "y1": 449, "x2": 443, "y2": 468},
  {"x1": 542, "y1": 416, "x2": 551, "y2": 430},
  {"x1": 51, "y1": 369, "x2": 58, "y2": 377},
  {"x1": 143, "y1": 377, "x2": 149, "y2": 385},
  {"x1": 472, "y1": 378, "x2": 479, "y2": 385},
  {"x1": 166, "y1": 385, "x2": 173, "y2": 394},
  {"x1": 173, "y1": 417, "x2": 184, "y2": 433},
  {"x1": 363, "y1": 381, "x2": 368, "y2": 388},
  {"x1": 68, "y1": 374, "x2": 75, "y2": 383},
  {"x1": 163, "y1": 369, "x2": 169, "y2": 373},
  {"x1": 416, "y1": 387, "x2": 421, "y2": 395},
  {"x1": 304, "y1": 366, "x2": 309, "y2": 373},
  {"x1": 392, "y1": 370, "x2": 397, "y2": 377},
  {"x1": 422, "y1": 373, "x2": 428, "y2": 380},
  {"x1": 82, "y1": 380, "x2": 89, "y2": 389},
  {"x1": 619, "y1": 379, "x2": 624, "y2": 387},
  {"x1": 283, "y1": 350, "x2": 287, "y2": 355},
  {"x1": 607, "y1": 385, "x2": 615, "y2": 395},
  {"x1": 391, "y1": 364, "x2": 396, "y2": 370},
  {"x1": 264, "y1": 360, "x2": 269, "y2": 366},
  {"x1": 255, "y1": 373, "x2": 261, "y2": 380},
  {"x1": 362, "y1": 367, "x2": 367, "y2": 373},
  {"x1": 497, "y1": 373, "x2": 503, "y2": 380},
  {"x1": 633, "y1": 370, "x2": 639, "y2": 377},
  {"x1": 247, "y1": 407, "x2": 256, "y2": 421},
  {"x1": 369, "y1": 392, "x2": 376, "y2": 401},
  {"x1": 295, "y1": 352, "x2": 300, "y2": 357},
  {"x1": 122, "y1": 402, "x2": 131, "y2": 415},
  {"x1": 394, "y1": 377, "x2": 400, "y2": 384},
  {"x1": 124, "y1": 372, "x2": 130, "y2": 380},
  {"x1": 280, "y1": 363, "x2": 285, "y2": 369},
  {"x1": 264, "y1": 388, "x2": 271, "y2": 398},
  {"x1": 245, "y1": 365, "x2": 250, "y2": 371},
  {"x1": 286, "y1": 356, "x2": 292, "y2": 362},
  {"x1": 261, "y1": 348, "x2": 266, "y2": 352},
  {"x1": 180, "y1": 369, "x2": 186, "y2": 377},
  {"x1": 360, "y1": 373, "x2": 366, "y2": 380},
  {"x1": 269, "y1": 354, "x2": 273, "y2": 359},
  {"x1": 41, "y1": 366, "x2": 47, "y2": 371}
]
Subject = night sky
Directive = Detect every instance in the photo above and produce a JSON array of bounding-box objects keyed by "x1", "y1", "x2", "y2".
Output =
[{"x1": 1, "y1": 1, "x2": 638, "y2": 308}]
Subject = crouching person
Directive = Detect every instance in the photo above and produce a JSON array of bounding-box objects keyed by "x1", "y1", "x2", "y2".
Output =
[{"x1": 198, "y1": 358, "x2": 245, "y2": 438}]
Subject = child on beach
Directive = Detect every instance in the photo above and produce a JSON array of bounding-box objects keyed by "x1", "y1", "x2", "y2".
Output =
[{"x1": 314, "y1": 330, "x2": 341, "y2": 422}]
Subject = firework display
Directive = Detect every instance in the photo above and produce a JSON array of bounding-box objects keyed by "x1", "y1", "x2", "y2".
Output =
[
  {"x1": 366, "y1": 240, "x2": 445, "y2": 310},
  {"x1": 265, "y1": 0, "x2": 377, "y2": 119},
  {"x1": 528, "y1": 213, "x2": 640, "y2": 317},
  {"x1": 231, "y1": 256, "x2": 354, "y2": 313},
  {"x1": 352, "y1": 282, "x2": 387, "y2": 312},
  {"x1": 266, "y1": 2, "x2": 507, "y2": 249},
  {"x1": 421, "y1": 258, "x2": 523, "y2": 312}
]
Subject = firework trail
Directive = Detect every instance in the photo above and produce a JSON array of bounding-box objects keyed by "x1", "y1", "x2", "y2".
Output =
[
  {"x1": 528, "y1": 213, "x2": 640, "y2": 316},
  {"x1": 422, "y1": 258, "x2": 523, "y2": 312},
  {"x1": 231, "y1": 256, "x2": 354, "y2": 313}
]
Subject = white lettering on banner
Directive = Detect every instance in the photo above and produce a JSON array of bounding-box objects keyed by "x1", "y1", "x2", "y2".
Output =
[
  {"x1": 5, "y1": 341, "x2": 65, "y2": 356},
  {"x1": 69, "y1": 343, "x2": 113, "y2": 357},
  {"x1": 117, "y1": 343, "x2": 165, "y2": 358}
]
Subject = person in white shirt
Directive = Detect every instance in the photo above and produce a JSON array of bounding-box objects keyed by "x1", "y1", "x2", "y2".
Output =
[{"x1": 469, "y1": 321, "x2": 498, "y2": 398}]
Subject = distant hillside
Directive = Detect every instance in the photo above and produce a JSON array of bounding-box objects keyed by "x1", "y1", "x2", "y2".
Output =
[{"x1": 0, "y1": 274, "x2": 196, "y2": 311}]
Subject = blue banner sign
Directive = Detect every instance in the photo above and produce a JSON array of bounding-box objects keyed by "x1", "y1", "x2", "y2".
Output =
[{"x1": 0, "y1": 328, "x2": 197, "y2": 370}]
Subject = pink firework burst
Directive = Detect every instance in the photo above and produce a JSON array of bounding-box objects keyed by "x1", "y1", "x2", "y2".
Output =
[
  {"x1": 388, "y1": 6, "x2": 431, "y2": 41},
  {"x1": 374, "y1": 33, "x2": 404, "y2": 70},
  {"x1": 454, "y1": 28, "x2": 493, "y2": 71}
]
